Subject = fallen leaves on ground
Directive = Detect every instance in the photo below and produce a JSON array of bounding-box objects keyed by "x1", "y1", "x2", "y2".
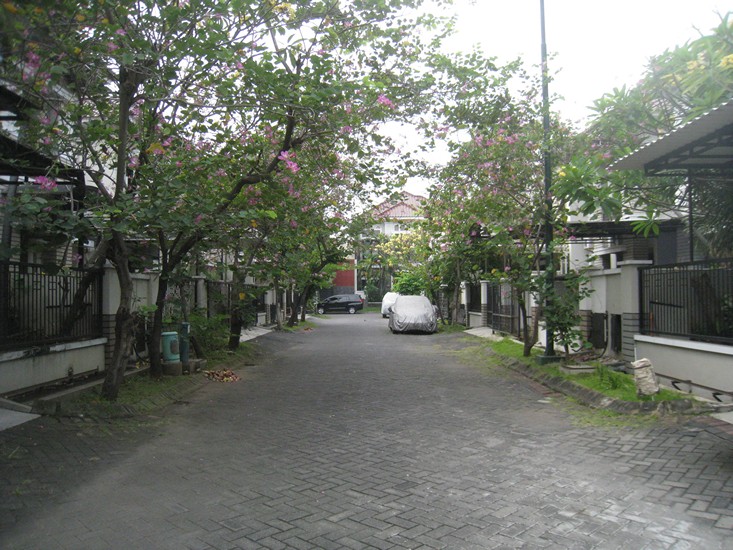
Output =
[{"x1": 202, "y1": 369, "x2": 240, "y2": 382}]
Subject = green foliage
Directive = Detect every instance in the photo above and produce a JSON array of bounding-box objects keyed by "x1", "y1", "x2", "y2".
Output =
[
  {"x1": 569, "y1": 13, "x2": 733, "y2": 256},
  {"x1": 544, "y1": 270, "x2": 593, "y2": 356},
  {"x1": 392, "y1": 271, "x2": 425, "y2": 295},
  {"x1": 188, "y1": 312, "x2": 229, "y2": 354},
  {"x1": 364, "y1": 283, "x2": 379, "y2": 302},
  {"x1": 489, "y1": 337, "x2": 539, "y2": 360},
  {"x1": 577, "y1": 366, "x2": 686, "y2": 403}
]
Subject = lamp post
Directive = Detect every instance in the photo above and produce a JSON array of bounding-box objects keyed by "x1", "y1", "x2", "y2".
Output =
[{"x1": 539, "y1": 0, "x2": 556, "y2": 360}]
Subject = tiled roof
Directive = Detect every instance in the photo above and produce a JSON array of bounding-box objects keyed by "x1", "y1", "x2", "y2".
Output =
[{"x1": 373, "y1": 192, "x2": 426, "y2": 219}]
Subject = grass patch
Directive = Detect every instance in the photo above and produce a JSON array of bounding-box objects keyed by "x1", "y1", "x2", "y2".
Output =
[
  {"x1": 437, "y1": 322, "x2": 466, "y2": 334},
  {"x1": 489, "y1": 337, "x2": 539, "y2": 361},
  {"x1": 570, "y1": 366, "x2": 686, "y2": 403},
  {"x1": 66, "y1": 342, "x2": 258, "y2": 412},
  {"x1": 487, "y1": 337, "x2": 690, "y2": 404}
]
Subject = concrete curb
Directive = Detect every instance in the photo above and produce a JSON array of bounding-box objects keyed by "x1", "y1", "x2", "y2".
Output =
[{"x1": 494, "y1": 354, "x2": 733, "y2": 416}]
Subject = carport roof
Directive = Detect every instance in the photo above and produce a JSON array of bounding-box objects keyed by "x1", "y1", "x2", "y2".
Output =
[{"x1": 610, "y1": 99, "x2": 733, "y2": 175}]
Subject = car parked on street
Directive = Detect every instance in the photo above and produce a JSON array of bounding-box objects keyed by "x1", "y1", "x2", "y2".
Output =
[
  {"x1": 316, "y1": 294, "x2": 364, "y2": 314},
  {"x1": 381, "y1": 292, "x2": 399, "y2": 318},
  {"x1": 387, "y1": 295, "x2": 438, "y2": 333}
]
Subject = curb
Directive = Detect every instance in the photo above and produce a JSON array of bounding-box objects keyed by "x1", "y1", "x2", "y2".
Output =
[{"x1": 494, "y1": 354, "x2": 733, "y2": 416}]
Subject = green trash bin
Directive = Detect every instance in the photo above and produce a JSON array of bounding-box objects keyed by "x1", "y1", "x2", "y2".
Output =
[{"x1": 161, "y1": 332, "x2": 180, "y2": 362}]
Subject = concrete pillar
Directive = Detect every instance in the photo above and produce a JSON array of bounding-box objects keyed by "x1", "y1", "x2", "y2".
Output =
[{"x1": 480, "y1": 280, "x2": 490, "y2": 327}]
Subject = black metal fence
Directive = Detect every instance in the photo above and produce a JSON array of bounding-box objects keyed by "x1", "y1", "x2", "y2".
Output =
[
  {"x1": 0, "y1": 261, "x2": 103, "y2": 351},
  {"x1": 639, "y1": 259, "x2": 733, "y2": 345},
  {"x1": 487, "y1": 282, "x2": 521, "y2": 337}
]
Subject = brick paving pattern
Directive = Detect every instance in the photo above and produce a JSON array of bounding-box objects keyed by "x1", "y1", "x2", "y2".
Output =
[{"x1": 1, "y1": 313, "x2": 732, "y2": 549}]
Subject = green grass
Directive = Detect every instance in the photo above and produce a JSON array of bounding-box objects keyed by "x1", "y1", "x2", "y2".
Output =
[
  {"x1": 66, "y1": 343, "x2": 257, "y2": 412},
  {"x1": 487, "y1": 337, "x2": 690, "y2": 403},
  {"x1": 570, "y1": 366, "x2": 686, "y2": 403},
  {"x1": 489, "y1": 337, "x2": 540, "y2": 361},
  {"x1": 437, "y1": 322, "x2": 466, "y2": 334}
]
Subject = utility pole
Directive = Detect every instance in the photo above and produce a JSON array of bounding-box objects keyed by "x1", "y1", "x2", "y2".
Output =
[{"x1": 540, "y1": 0, "x2": 556, "y2": 360}]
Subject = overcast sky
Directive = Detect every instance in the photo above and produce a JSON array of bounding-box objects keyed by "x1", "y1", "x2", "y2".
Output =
[
  {"x1": 442, "y1": 0, "x2": 731, "y2": 125},
  {"x1": 399, "y1": 0, "x2": 730, "y2": 195}
]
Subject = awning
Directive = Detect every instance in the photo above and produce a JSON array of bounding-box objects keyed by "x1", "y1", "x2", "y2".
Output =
[
  {"x1": 610, "y1": 99, "x2": 733, "y2": 175},
  {"x1": 0, "y1": 133, "x2": 84, "y2": 187}
]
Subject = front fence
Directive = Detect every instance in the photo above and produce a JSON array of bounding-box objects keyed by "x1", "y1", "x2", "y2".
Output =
[
  {"x1": 639, "y1": 259, "x2": 733, "y2": 345},
  {"x1": 0, "y1": 261, "x2": 103, "y2": 351},
  {"x1": 487, "y1": 283, "x2": 521, "y2": 337},
  {"x1": 467, "y1": 282, "x2": 522, "y2": 337}
]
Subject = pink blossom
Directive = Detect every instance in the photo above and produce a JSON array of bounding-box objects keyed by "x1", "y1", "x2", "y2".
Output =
[
  {"x1": 340, "y1": 126, "x2": 353, "y2": 135},
  {"x1": 377, "y1": 94, "x2": 395, "y2": 109},
  {"x1": 289, "y1": 219, "x2": 298, "y2": 228},
  {"x1": 278, "y1": 150, "x2": 293, "y2": 161},
  {"x1": 26, "y1": 51, "x2": 41, "y2": 68},
  {"x1": 194, "y1": 214, "x2": 203, "y2": 225},
  {"x1": 128, "y1": 156, "x2": 140, "y2": 169},
  {"x1": 216, "y1": 168, "x2": 227, "y2": 177},
  {"x1": 115, "y1": 28, "x2": 127, "y2": 36},
  {"x1": 34, "y1": 175, "x2": 57, "y2": 191},
  {"x1": 107, "y1": 42, "x2": 119, "y2": 52}
]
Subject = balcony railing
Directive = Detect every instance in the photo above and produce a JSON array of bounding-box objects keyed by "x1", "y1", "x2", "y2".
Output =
[
  {"x1": 639, "y1": 259, "x2": 733, "y2": 345},
  {"x1": 0, "y1": 261, "x2": 103, "y2": 351}
]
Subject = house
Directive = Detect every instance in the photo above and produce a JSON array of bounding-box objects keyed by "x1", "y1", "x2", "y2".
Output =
[
  {"x1": 355, "y1": 191, "x2": 426, "y2": 298},
  {"x1": 0, "y1": 79, "x2": 274, "y2": 397},
  {"x1": 0, "y1": 82, "x2": 109, "y2": 396},
  {"x1": 370, "y1": 191, "x2": 426, "y2": 237},
  {"x1": 606, "y1": 99, "x2": 733, "y2": 402},
  {"x1": 465, "y1": 101, "x2": 732, "y2": 403}
]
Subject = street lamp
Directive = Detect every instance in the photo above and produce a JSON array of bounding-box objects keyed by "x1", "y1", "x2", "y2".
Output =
[{"x1": 539, "y1": 0, "x2": 557, "y2": 361}]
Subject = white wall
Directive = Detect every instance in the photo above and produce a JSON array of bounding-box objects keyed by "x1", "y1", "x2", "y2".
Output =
[
  {"x1": 635, "y1": 335, "x2": 733, "y2": 403},
  {"x1": 0, "y1": 338, "x2": 106, "y2": 396}
]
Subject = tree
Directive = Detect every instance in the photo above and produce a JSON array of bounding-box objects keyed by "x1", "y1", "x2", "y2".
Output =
[
  {"x1": 556, "y1": 12, "x2": 733, "y2": 256},
  {"x1": 2, "y1": 0, "x2": 462, "y2": 398}
]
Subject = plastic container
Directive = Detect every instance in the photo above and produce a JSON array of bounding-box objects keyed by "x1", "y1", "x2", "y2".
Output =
[{"x1": 161, "y1": 331, "x2": 180, "y2": 362}]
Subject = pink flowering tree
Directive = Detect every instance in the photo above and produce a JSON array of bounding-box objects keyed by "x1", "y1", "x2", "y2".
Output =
[
  {"x1": 2, "y1": 0, "x2": 475, "y2": 396},
  {"x1": 422, "y1": 86, "x2": 579, "y2": 353}
]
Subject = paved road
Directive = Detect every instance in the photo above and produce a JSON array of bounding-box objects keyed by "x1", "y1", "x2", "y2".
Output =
[{"x1": 1, "y1": 313, "x2": 732, "y2": 549}]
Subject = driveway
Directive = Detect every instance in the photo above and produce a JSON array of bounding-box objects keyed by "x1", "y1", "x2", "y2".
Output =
[{"x1": 1, "y1": 312, "x2": 732, "y2": 548}]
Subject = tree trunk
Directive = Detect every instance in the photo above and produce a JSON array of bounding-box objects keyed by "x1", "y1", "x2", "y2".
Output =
[
  {"x1": 273, "y1": 279, "x2": 283, "y2": 330},
  {"x1": 300, "y1": 285, "x2": 314, "y2": 322},
  {"x1": 148, "y1": 274, "x2": 169, "y2": 378},
  {"x1": 100, "y1": 239, "x2": 135, "y2": 401},
  {"x1": 519, "y1": 300, "x2": 538, "y2": 357}
]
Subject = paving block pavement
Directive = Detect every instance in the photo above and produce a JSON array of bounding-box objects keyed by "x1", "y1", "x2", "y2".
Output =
[{"x1": 1, "y1": 314, "x2": 732, "y2": 549}]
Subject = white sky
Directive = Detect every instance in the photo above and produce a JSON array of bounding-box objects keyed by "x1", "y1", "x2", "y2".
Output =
[
  {"x1": 443, "y1": 0, "x2": 731, "y2": 125},
  {"x1": 401, "y1": 0, "x2": 731, "y2": 195}
]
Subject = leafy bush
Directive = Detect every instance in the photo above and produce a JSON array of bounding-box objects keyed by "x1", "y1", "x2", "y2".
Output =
[{"x1": 188, "y1": 311, "x2": 229, "y2": 353}]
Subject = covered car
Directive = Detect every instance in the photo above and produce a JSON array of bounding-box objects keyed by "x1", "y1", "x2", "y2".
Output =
[
  {"x1": 388, "y1": 295, "x2": 438, "y2": 334},
  {"x1": 381, "y1": 292, "x2": 399, "y2": 318}
]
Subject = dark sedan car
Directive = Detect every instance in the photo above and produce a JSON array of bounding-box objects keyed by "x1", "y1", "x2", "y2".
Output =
[{"x1": 316, "y1": 294, "x2": 364, "y2": 314}]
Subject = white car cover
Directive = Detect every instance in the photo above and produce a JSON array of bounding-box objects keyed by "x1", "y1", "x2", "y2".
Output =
[
  {"x1": 381, "y1": 292, "x2": 399, "y2": 317},
  {"x1": 388, "y1": 295, "x2": 437, "y2": 333}
]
